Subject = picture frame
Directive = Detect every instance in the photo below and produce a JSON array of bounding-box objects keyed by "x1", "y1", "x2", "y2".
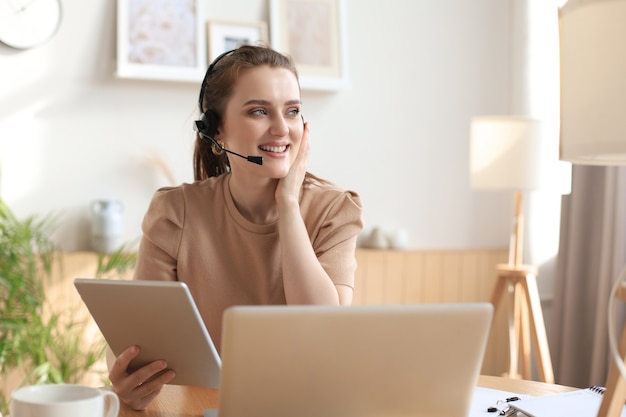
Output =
[
  {"x1": 116, "y1": 0, "x2": 206, "y2": 82},
  {"x1": 207, "y1": 19, "x2": 269, "y2": 64},
  {"x1": 269, "y1": 0, "x2": 349, "y2": 91}
]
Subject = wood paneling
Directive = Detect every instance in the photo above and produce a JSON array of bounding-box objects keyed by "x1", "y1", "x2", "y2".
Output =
[
  {"x1": 353, "y1": 248, "x2": 510, "y2": 376},
  {"x1": 46, "y1": 250, "x2": 511, "y2": 379}
]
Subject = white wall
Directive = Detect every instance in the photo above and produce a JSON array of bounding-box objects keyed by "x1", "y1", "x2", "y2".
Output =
[{"x1": 0, "y1": 0, "x2": 517, "y2": 252}]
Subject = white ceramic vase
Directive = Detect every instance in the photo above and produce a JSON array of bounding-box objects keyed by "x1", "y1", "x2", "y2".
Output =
[{"x1": 90, "y1": 199, "x2": 124, "y2": 253}]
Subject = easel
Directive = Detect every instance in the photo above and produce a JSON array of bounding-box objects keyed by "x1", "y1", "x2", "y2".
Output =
[{"x1": 490, "y1": 191, "x2": 554, "y2": 383}]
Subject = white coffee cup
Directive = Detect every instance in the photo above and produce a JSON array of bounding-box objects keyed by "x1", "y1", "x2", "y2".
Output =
[{"x1": 11, "y1": 384, "x2": 119, "y2": 417}]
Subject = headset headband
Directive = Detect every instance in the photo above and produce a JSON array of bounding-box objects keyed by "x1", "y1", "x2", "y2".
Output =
[{"x1": 198, "y1": 49, "x2": 236, "y2": 113}]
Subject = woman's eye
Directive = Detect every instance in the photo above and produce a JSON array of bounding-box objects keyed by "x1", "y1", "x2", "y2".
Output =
[
  {"x1": 250, "y1": 109, "x2": 267, "y2": 115},
  {"x1": 287, "y1": 108, "x2": 301, "y2": 117}
]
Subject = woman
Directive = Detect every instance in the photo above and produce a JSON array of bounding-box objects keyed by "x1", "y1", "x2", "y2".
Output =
[{"x1": 108, "y1": 45, "x2": 363, "y2": 410}]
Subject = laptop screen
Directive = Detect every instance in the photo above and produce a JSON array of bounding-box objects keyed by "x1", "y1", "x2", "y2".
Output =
[{"x1": 215, "y1": 303, "x2": 493, "y2": 417}]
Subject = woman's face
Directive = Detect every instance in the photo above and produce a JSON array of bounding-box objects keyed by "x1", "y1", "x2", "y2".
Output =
[{"x1": 217, "y1": 65, "x2": 303, "y2": 179}]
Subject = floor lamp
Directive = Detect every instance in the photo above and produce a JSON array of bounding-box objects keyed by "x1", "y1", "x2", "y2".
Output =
[
  {"x1": 470, "y1": 115, "x2": 571, "y2": 383},
  {"x1": 560, "y1": 1, "x2": 626, "y2": 416}
]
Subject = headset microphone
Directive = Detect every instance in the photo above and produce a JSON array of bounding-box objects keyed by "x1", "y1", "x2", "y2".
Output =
[{"x1": 194, "y1": 120, "x2": 263, "y2": 165}]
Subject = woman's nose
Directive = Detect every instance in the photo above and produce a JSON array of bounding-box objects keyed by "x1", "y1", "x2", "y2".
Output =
[{"x1": 269, "y1": 115, "x2": 289, "y2": 136}]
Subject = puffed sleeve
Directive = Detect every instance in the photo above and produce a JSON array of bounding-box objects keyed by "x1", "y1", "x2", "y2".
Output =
[
  {"x1": 133, "y1": 186, "x2": 185, "y2": 282},
  {"x1": 304, "y1": 188, "x2": 364, "y2": 288}
]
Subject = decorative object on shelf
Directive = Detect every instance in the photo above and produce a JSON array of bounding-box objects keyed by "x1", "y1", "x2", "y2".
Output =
[
  {"x1": 387, "y1": 228, "x2": 409, "y2": 250},
  {"x1": 269, "y1": 0, "x2": 349, "y2": 91},
  {"x1": 90, "y1": 199, "x2": 124, "y2": 254},
  {"x1": 365, "y1": 227, "x2": 389, "y2": 250},
  {"x1": 362, "y1": 227, "x2": 409, "y2": 250},
  {"x1": 116, "y1": 0, "x2": 206, "y2": 82},
  {"x1": 0, "y1": 0, "x2": 62, "y2": 49},
  {"x1": 207, "y1": 19, "x2": 269, "y2": 63}
]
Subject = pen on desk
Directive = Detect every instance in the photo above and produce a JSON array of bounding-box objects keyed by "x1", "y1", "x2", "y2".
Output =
[
  {"x1": 504, "y1": 397, "x2": 521, "y2": 402},
  {"x1": 487, "y1": 396, "x2": 521, "y2": 415}
]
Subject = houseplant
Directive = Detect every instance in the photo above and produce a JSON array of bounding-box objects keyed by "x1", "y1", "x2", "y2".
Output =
[
  {"x1": 0, "y1": 198, "x2": 107, "y2": 414},
  {"x1": 95, "y1": 239, "x2": 138, "y2": 278}
]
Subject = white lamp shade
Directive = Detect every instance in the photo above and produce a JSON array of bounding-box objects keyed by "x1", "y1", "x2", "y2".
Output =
[
  {"x1": 470, "y1": 116, "x2": 572, "y2": 194},
  {"x1": 559, "y1": 0, "x2": 626, "y2": 165}
]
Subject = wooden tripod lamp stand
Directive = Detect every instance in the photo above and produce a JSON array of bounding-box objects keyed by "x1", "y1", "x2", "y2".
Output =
[
  {"x1": 470, "y1": 116, "x2": 571, "y2": 383},
  {"x1": 492, "y1": 191, "x2": 554, "y2": 382}
]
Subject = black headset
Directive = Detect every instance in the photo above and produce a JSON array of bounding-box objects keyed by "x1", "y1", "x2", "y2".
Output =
[
  {"x1": 194, "y1": 49, "x2": 264, "y2": 165},
  {"x1": 193, "y1": 47, "x2": 303, "y2": 167},
  {"x1": 195, "y1": 49, "x2": 236, "y2": 139}
]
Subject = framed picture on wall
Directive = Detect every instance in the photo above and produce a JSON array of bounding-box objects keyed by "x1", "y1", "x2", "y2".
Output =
[
  {"x1": 207, "y1": 19, "x2": 269, "y2": 63},
  {"x1": 116, "y1": 0, "x2": 206, "y2": 82},
  {"x1": 269, "y1": 0, "x2": 349, "y2": 91}
]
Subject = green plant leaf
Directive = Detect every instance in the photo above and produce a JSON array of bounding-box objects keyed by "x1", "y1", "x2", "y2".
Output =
[{"x1": 0, "y1": 198, "x2": 109, "y2": 414}]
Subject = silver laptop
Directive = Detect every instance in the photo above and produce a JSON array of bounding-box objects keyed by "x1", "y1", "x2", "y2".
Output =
[
  {"x1": 206, "y1": 303, "x2": 493, "y2": 417},
  {"x1": 74, "y1": 278, "x2": 221, "y2": 388}
]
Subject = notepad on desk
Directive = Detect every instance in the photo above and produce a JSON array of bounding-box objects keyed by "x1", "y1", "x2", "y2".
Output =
[{"x1": 510, "y1": 386, "x2": 626, "y2": 417}]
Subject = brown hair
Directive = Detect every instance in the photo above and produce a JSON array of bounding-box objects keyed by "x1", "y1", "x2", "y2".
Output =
[{"x1": 193, "y1": 45, "x2": 299, "y2": 181}]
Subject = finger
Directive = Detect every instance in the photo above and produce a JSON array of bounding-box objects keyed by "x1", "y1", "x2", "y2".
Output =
[
  {"x1": 113, "y1": 361, "x2": 174, "y2": 409},
  {"x1": 301, "y1": 122, "x2": 310, "y2": 152},
  {"x1": 124, "y1": 369, "x2": 176, "y2": 411},
  {"x1": 109, "y1": 346, "x2": 175, "y2": 407},
  {"x1": 109, "y1": 345, "x2": 140, "y2": 383},
  {"x1": 126, "y1": 386, "x2": 163, "y2": 411},
  {"x1": 293, "y1": 123, "x2": 310, "y2": 169}
]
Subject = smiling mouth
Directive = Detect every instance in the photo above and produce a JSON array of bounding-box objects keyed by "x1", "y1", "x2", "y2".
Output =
[{"x1": 258, "y1": 144, "x2": 288, "y2": 153}]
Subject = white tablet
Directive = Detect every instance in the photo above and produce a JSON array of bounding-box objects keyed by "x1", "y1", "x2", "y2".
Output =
[{"x1": 74, "y1": 278, "x2": 221, "y2": 388}]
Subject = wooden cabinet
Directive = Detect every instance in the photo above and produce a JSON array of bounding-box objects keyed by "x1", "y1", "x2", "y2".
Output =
[
  {"x1": 353, "y1": 248, "x2": 508, "y2": 305},
  {"x1": 50, "y1": 250, "x2": 510, "y2": 378},
  {"x1": 353, "y1": 248, "x2": 510, "y2": 376}
]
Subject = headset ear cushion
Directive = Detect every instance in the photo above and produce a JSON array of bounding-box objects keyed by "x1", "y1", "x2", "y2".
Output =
[{"x1": 200, "y1": 110, "x2": 220, "y2": 137}]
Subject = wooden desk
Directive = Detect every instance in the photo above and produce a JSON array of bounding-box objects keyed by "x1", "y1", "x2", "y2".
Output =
[{"x1": 118, "y1": 376, "x2": 576, "y2": 417}]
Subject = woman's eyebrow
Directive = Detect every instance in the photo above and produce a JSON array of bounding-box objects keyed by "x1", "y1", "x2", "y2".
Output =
[{"x1": 242, "y1": 99, "x2": 302, "y2": 107}]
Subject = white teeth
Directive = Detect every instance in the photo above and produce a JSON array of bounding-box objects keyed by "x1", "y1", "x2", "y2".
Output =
[{"x1": 259, "y1": 145, "x2": 287, "y2": 153}]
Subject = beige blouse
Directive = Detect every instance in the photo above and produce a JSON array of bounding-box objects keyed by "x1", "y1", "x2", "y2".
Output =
[{"x1": 134, "y1": 173, "x2": 363, "y2": 352}]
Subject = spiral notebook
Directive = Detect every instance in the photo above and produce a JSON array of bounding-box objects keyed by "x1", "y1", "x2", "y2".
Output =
[{"x1": 510, "y1": 386, "x2": 626, "y2": 417}]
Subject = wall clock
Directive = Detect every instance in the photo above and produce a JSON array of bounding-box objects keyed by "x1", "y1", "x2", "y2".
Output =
[{"x1": 0, "y1": 0, "x2": 62, "y2": 49}]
